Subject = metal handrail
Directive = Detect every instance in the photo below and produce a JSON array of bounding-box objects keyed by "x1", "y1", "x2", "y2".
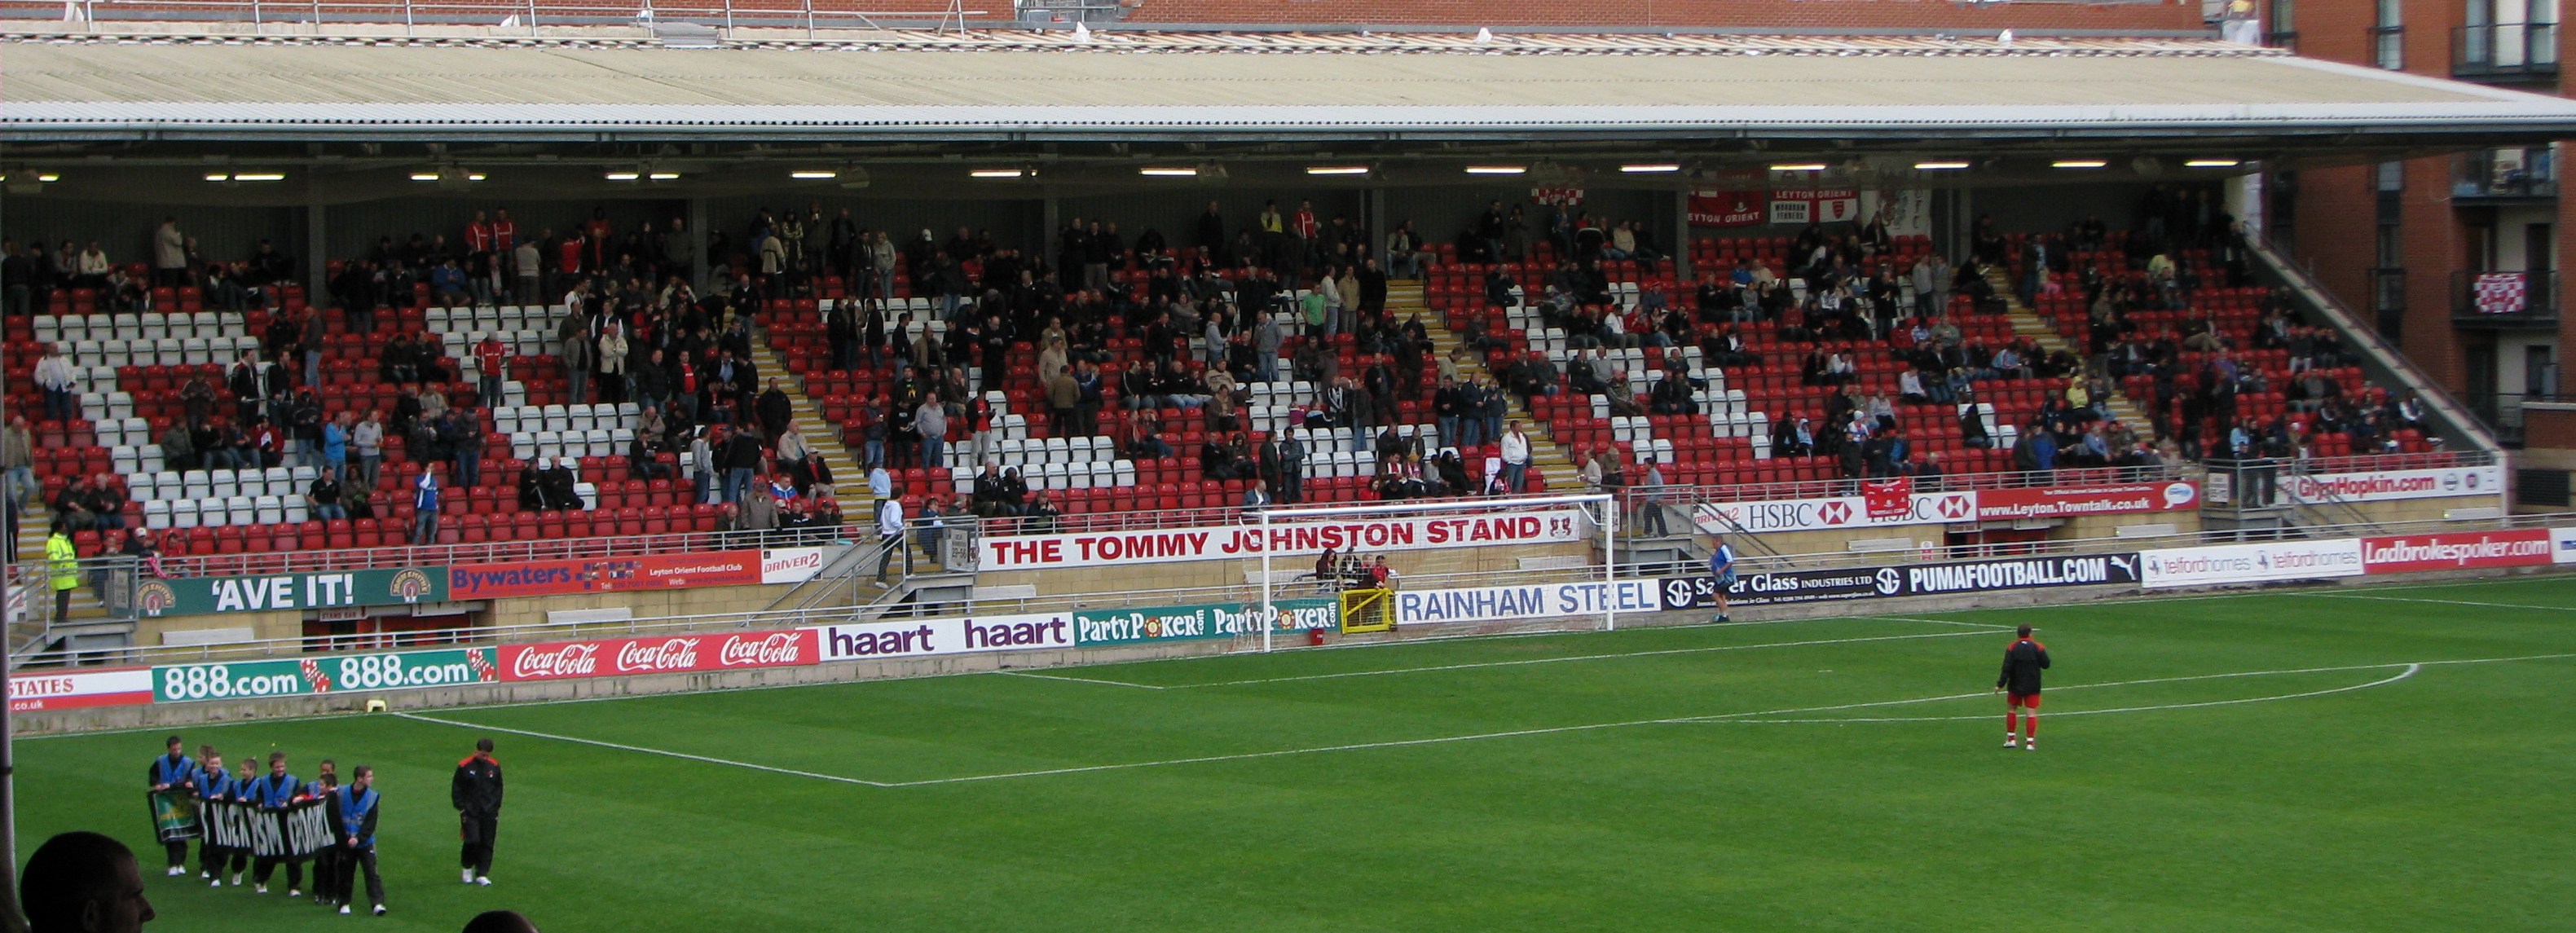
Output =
[
  {"x1": 22, "y1": 0, "x2": 990, "y2": 35},
  {"x1": 26, "y1": 507, "x2": 2571, "y2": 672}
]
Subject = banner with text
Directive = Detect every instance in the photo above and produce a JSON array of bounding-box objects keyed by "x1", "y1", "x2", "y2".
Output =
[
  {"x1": 2359, "y1": 530, "x2": 2553, "y2": 574},
  {"x1": 134, "y1": 567, "x2": 444, "y2": 618},
  {"x1": 1687, "y1": 190, "x2": 1768, "y2": 227},
  {"x1": 761, "y1": 546, "x2": 847, "y2": 585},
  {"x1": 1975, "y1": 482, "x2": 2200, "y2": 521},
  {"x1": 11, "y1": 666, "x2": 156, "y2": 712},
  {"x1": 2288, "y1": 465, "x2": 2504, "y2": 504},
  {"x1": 448, "y1": 551, "x2": 763, "y2": 599},
  {"x1": 1696, "y1": 490, "x2": 1976, "y2": 534},
  {"x1": 2139, "y1": 539, "x2": 2366, "y2": 589},
  {"x1": 1769, "y1": 189, "x2": 1860, "y2": 227},
  {"x1": 1658, "y1": 553, "x2": 2142, "y2": 610},
  {"x1": 154, "y1": 648, "x2": 497, "y2": 704},
  {"x1": 499, "y1": 630, "x2": 818, "y2": 681},
  {"x1": 1391, "y1": 580, "x2": 1662, "y2": 627},
  {"x1": 1072, "y1": 598, "x2": 1341, "y2": 647},
  {"x1": 196, "y1": 797, "x2": 331, "y2": 860},
  {"x1": 979, "y1": 509, "x2": 1590, "y2": 570},
  {"x1": 811, "y1": 612, "x2": 1077, "y2": 661}
]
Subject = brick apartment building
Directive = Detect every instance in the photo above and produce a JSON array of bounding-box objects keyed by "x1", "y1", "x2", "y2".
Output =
[{"x1": 2265, "y1": 0, "x2": 2569, "y2": 442}]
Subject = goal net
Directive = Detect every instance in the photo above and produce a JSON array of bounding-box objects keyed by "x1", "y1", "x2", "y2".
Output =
[{"x1": 1252, "y1": 493, "x2": 1631, "y2": 650}]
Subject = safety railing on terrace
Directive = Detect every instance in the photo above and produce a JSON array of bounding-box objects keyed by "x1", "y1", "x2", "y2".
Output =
[
  {"x1": 4, "y1": 0, "x2": 991, "y2": 34},
  {"x1": 134, "y1": 524, "x2": 852, "y2": 582},
  {"x1": 23, "y1": 508, "x2": 2569, "y2": 672}
]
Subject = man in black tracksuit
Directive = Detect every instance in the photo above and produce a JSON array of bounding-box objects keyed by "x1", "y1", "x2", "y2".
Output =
[
  {"x1": 452, "y1": 737, "x2": 504, "y2": 886},
  {"x1": 1995, "y1": 624, "x2": 2051, "y2": 751}
]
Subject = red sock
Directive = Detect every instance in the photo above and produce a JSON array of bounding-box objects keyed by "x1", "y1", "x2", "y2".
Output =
[
  {"x1": 2024, "y1": 716, "x2": 2038, "y2": 737},
  {"x1": 2006, "y1": 711, "x2": 2019, "y2": 734}
]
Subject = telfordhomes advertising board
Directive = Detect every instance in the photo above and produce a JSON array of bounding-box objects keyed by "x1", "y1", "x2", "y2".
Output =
[{"x1": 2138, "y1": 539, "x2": 2366, "y2": 588}]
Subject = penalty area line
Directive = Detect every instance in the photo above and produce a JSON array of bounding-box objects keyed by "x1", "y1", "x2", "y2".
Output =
[
  {"x1": 1153, "y1": 628, "x2": 1993, "y2": 689},
  {"x1": 393, "y1": 712, "x2": 899, "y2": 788}
]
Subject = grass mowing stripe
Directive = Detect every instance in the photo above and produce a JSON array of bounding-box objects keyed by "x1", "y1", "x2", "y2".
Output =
[
  {"x1": 993, "y1": 671, "x2": 1168, "y2": 689},
  {"x1": 1154, "y1": 628, "x2": 1993, "y2": 689},
  {"x1": 2305, "y1": 594, "x2": 2576, "y2": 612},
  {"x1": 1720, "y1": 665, "x2": 2422, "y2": 724},
  {"x1": 394, "y1": 711, "x2": 900, "y2": 788}
]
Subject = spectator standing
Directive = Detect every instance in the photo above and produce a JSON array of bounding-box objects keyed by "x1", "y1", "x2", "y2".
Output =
[
  {"x1": 1499, "y1": 420, "x2": 1530, "y2": 495},
  {"x1": 35, "y1": 345, "x2": 77, "y2": 422},
  {"x1": 411, "y1": 464, "x2": 442, "y2": 545},
  {"x1": 916, "y1": 395, "x2": 949, "y2": 469},
  {"x1": 873, "y1": 493, "x2": 905, "y2": 583},
  {"x1": 46, "y1": 519, "x2": 77, "y2": 622},
  {"x1": 2, "y1": 415, "x2": 32, "y2": 508},
  {"x1": 451, "y1": 737, "x2": 504, "y2": 887},
  {"x1": 722, "y1": 427, "x2": 764, "y2": 505},
  {"x1": 352, "y1": 411, "x2": 384, "y2": 493},
  {"x1": 475, "y1": 333, "x2": 509, "y2": 407},
  {"x1": 152, "y1": 216, "x2": 187, "y2": 286}
]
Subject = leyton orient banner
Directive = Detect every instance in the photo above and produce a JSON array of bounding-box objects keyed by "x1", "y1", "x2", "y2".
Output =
[
  {"x1": 499, "y1": 630, "x2": 818, "y2": 681},
  {"x1": 976, "y1": 509, "x2": 1591, "y2": 570},
  {"x1": 448, "y1": 552, "x2": 763, "y2": 599}
]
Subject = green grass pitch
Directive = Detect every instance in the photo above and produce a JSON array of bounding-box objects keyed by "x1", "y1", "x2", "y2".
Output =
[{"x1": 21, "y1": 576, "x2": 2576, "y2": 931}]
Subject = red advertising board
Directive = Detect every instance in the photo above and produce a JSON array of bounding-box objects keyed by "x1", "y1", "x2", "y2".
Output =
[
  {"x1": 498, "y1": 630, "x2": 820, "y2": 682},
  {"x1": 2360, "y1": 530, "x2": 2553, "y2": 574},
  {"x1": 7, "y1": 667, "x2": 156, "y2": 712},
  {"x1": 1975, "y1": 482, "x2": 2200, "y2": 521},
  {"x1": 447, "y1": 551, "x2": 762, "y2": 600}
]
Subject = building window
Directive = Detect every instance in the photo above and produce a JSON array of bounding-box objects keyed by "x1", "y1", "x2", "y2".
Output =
[{"x1": 2375, "y1": 0, "x2": 2406, "y2": 68}]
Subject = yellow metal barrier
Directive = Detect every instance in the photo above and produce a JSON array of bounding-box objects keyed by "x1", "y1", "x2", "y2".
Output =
[{"x1": 1339, "y1": 588, "x2": 1394, "y2": 634}]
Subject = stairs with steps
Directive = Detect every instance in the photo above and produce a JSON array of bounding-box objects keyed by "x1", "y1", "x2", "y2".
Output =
[
  {"x1": 1979, "y1": 268, "x2": 2155, "y2": 430},
  {"x1": 750, "y1": 322, "x2": 934, "y2": 590},
  {"x1": 1386, "y1": 281, "x2": 1587, "y2": 492},
  {"x1": 9, "y1": 497, "x2": 130, "y2": 654}
]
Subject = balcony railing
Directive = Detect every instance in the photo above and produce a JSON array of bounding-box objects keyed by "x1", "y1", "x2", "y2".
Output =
[
  {"x1": 2454, "y1": 147, "x2": 2559, "y2": 200},
  {"x1": 2454, "y1": 22, "x2": 2561, "y2": 78},
  {"x1": 2453, "y1": 270, "x2": 2560, "y2": 326}
]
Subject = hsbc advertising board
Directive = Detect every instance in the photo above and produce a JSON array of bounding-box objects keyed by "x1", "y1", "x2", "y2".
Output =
[
  {"x1": 2138, "y1": 539, "x2": 2367, "y2": 589},
  {"x1": 2288, "y1": 464, "x2": 2504, "y2": 504},
  {"x1": 1694, "y1": 491, "x2": 1976, "y2": 534}
]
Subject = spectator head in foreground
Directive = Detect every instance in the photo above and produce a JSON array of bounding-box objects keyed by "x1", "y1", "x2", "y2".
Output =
[
  {"x1": 22, "y1": 830, "x2": 154, "y2": 933},
  {"x1": 461, "y1": 910, "x2": 539, "y2": 933}
]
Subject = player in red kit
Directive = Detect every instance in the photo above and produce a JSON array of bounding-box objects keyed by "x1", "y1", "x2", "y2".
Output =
[{"x1": 1994, "y1": 624, "x2": 2050, "y2": 750}]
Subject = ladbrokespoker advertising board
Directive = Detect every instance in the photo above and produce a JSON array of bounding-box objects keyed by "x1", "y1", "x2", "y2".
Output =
[
  {"x1": 152, "y1": 647, "x2": 499, "y2": 704},
  {"x1": 2358, "y1": 530, "x2": 2554, "y2": 574},
  {"x1": 1655, "y1": 553, "x2": 2144, "y2": 611},
  {"x1": 498, "y1": 630, "x2": 818, "y2": 682}
]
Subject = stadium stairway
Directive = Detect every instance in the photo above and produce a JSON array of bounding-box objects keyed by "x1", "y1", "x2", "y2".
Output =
[
  {"x1": 750, "y1": 322, "x2": 935, "y2": 575},
  {"x1": 1979, "y1": 267, "x2": 2154, "y2": 431},
  {"x1": 1389, "y1": 280, "x2": 1586, "y2": 492},
  {"x1": 9, "y1": 497, "x2": 130, "y2": 652}
]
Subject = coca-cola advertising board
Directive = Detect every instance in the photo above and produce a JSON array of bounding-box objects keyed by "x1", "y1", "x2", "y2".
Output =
[
  {"x1": 448, "y1": 552, "x2": 764, "y2": 600},
  {"x1": 499, "y1": 630, "x2": 819, "y2": 682}
]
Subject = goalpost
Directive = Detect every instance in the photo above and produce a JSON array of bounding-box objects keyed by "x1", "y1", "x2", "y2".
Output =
[{"x1": 1254, "y1": 493, "x2": 1621, "y2": 652}]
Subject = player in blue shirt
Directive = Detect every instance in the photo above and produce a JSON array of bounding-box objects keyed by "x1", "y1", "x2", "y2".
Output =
[
  {"x1": 335, "y1": 765, "x2": 385, "y2": 917},
  {"x1": 240, "y1": 751, "x2": 305, "y2": 896},
  {"x1": 143, "y1": 735, "x2": 197, "y2": 876},
  {"x1": 194, "y1": 746, "x2": 247, "y2": 886},
  {"x1": 1707, "y1": 535, "x2": 1738, "y2": 623}
]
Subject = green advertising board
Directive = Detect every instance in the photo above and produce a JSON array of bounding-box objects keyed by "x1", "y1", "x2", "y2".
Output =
[
  {"x1": 152, "y1": 647, "x2": 498, "y2": 704},
  {"x1": 1073, "y1": 599, "x2": 1339, "y2": 647},
  {"x1": 134, "y1": 567, "x2": 447, "y2": 618}
]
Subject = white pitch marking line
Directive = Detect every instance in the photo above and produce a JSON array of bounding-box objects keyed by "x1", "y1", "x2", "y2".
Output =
[
  {"x1": 1860, "y1": 615, "x2": 2017, "y2": 630},
  {"x1": 2304, "y1": 594, "x2": 2576, "y2": 612},
  {"x1": 995, "y1": 671, "x2": 1167, "y2": 689},
  {"x1": 393, "y1": 712, "x2": 899, "y2": 788},
  {"x1": 1153, "y1": 629, "x2": 1992, "y2": 689},
  {"x1": 1712, "y1": 665, "x2": 2420, "y2": 724}
]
